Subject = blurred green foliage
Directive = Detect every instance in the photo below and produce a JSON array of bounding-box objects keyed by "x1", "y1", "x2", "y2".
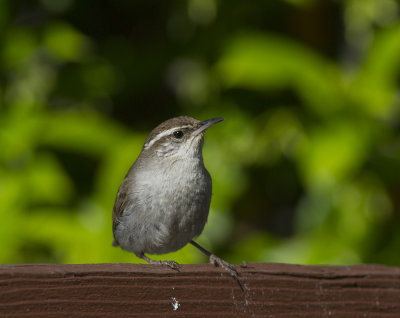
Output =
[{"x1": 1, "y1": 0, "x2": 400, "y2": 266}]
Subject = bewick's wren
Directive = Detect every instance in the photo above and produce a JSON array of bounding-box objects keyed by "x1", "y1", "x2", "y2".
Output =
[{"x1": 112, "y1": 116, "x2": 241, "y2": 288}]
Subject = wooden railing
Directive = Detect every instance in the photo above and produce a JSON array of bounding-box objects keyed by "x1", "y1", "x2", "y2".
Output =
[{"x1": 1, "y1": 263, "x2": 399, "y2": 317}]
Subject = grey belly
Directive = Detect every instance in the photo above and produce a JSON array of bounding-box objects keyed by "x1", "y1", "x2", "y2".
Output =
[{"x1": 115, "y1": 186, "x2": 211, "y2": 256}]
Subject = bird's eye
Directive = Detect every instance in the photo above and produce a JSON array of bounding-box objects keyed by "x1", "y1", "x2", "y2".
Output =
[{"x1": 173, "y1": 130, "x2": 184, "y2": 139}]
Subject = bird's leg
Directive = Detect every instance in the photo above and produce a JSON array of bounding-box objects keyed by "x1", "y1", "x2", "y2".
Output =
[
  {"x1": 139, "y1": 254, "x2": 179, "y2": 271},
  {"x1": 190, "y1": 240, "x2": 244, "y2": 292},
  {"x1": 189, "y1": 240, "x2": 237, "y2": 274}
]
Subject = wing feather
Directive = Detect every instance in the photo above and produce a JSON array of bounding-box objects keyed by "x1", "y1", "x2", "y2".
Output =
[{"x1": 112, "y1": 167, "x2": 135, "y2": 246}]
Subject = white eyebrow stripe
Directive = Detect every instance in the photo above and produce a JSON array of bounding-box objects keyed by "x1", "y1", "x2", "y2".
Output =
[{"x1": 144, "y1": 125, "x2": 192, "y2": 149}]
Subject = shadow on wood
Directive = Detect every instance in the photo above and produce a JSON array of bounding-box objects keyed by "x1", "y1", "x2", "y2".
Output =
[{"x1": 0, "y1": 263, "x2": 399, "y2": 317}]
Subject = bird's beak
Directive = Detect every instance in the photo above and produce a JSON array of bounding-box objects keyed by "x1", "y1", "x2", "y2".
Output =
[{"x1": 193, "y1": 117, "x2": 224, "y2": 135}]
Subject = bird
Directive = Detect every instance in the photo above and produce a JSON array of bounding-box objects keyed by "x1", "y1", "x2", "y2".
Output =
[{"x1": 112, "y1": 116, "x2": 241, "y2": 288}]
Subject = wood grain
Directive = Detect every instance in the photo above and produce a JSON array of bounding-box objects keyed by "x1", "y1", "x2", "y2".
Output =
[{"x1": 0, "y1": 263, "x2": 399, "y2": 317}]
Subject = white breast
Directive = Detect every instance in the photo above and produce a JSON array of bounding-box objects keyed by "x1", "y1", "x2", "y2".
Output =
[{"x1": 122, "y1": 156, "x2": 212, "y2": 255}]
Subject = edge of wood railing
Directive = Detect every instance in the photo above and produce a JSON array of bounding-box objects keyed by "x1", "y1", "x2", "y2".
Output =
[{"x1": 1, "y1": 263, "x2": 400, "y2": 317}]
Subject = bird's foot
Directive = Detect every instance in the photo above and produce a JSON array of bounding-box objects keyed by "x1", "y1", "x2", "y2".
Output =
[
  {"x1": 160, "y1": 260, "x2": 180, "y2": 270},
  {"x1": 209, "y1": 254, "x2": 244, "y2": 292},
  {"x1": 151, "y1": 259, "x2": 179, "y2": 271},
  {"x1": 141, "y1": 254, "x2": 180, "y2": 271},
  {"x1": 209, "y1": 254, "x2": 237, "y2": 273}
]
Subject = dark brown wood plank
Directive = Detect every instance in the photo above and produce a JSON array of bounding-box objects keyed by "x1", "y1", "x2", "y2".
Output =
[{"x1": 0, "y1": 263, "x2": 399, "y2": 317}]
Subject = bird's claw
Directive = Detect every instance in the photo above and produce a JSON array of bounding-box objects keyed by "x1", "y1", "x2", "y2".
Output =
[
  {"x1": 209, "y1": 254, "x2": 244, "y2": 292},
  {"x1": 209, "y1": 254, "x2": 237, "y2": 273},
  {"x1": 143, "y1": 254, "x2": 180, "y2": 271},
  {"x1": 160, "y1": 260, "x2": 180, "y2": 271}
]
